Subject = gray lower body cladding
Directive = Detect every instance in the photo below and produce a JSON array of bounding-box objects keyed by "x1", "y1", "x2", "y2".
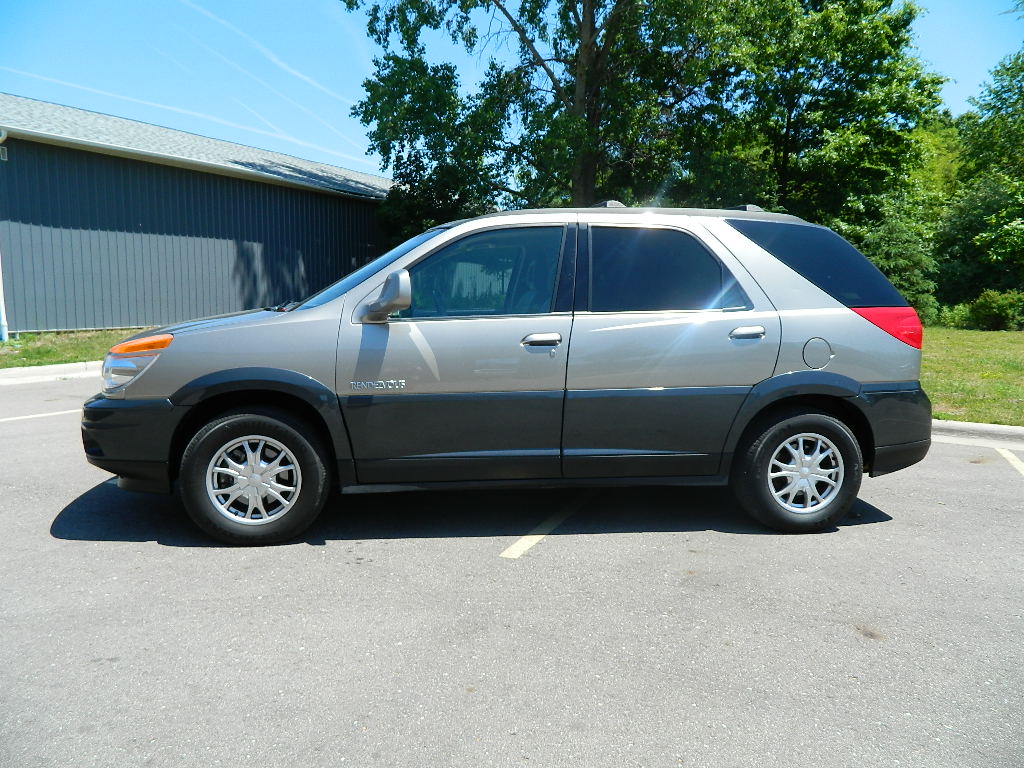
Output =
[
  {"x1": 83, "y1": 380, "x2": 930, "y2": 494},
  {"x1": 81, "y1": 394, "x2": 188, "y2": 493},
  {"x1": 855, "y1": 382, "x2": 932, "y2": 476}
]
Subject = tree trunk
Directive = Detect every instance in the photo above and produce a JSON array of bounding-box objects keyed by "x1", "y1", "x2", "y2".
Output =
[
  {"x1": 571, "y1": 150, "x2": 599, "y2": 205},
  {"x1": 570, "y1": 0, "x2": 600, "y2": 206}
]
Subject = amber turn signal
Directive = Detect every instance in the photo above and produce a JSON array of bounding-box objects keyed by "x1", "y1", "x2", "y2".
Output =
[{"x1": 109, "y1": 333, "x2": 174, "y2": 355}]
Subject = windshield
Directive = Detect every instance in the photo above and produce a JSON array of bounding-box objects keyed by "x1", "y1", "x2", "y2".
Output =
[{"x1": 294, "y1": 227, "x2": 449, "y2": 310}]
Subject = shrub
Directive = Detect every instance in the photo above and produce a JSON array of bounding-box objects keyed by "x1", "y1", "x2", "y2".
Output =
[
  {"x1": 968, "y1": 289, "x2": 1024, "y2": 330},
  {"x1": 934, "y1": 174, "x2": 1023, "y2": 305},
  {"x1": 935, "y1": 303, "x2": 972, "y2": 328}
]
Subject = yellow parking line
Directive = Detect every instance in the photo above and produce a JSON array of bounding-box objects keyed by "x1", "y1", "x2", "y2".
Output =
[
  {"x1": 0, "y1": 408, "x2": 80, "y2": 424},
  {"x1": 996, "y1": 448, "x2": 1024, "y2": 479},
  {"x1": 499, "y1": 493, "x2": 592, "y2": 559}
]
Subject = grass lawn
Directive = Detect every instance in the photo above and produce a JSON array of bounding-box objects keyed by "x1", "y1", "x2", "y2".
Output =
[
  {"x1": 0, "y1": 329, "x2": 142, "y2": 369},
  {"x1": 922, "y1": 327, "x2": 1024, "y2": 426}
]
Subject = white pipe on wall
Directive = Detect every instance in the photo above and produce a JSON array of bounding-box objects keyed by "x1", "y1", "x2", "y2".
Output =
[
  {"x1": 0, "y1": 249, "x2": 8, "y2": 342},
  {"x1": 0, "y1": 128, "x2": 9, "y2": 340}
]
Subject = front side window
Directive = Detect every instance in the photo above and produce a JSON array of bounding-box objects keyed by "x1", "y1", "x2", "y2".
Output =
[
  {"x1": 399, "y1": 226, "x2": 564, "y2": 319},
  {"x1": 589, "y1": 226, "x2": 749, "y2": 312}
]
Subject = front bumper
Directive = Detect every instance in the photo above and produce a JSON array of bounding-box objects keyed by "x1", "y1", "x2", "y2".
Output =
[{"x1": 81, "y1": 394, "x2": 189, "y2": 493}]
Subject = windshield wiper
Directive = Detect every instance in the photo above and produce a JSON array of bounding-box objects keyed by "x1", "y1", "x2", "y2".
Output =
[{"x1": 265, "y1": 300, "x2": 299, "y2": 312}]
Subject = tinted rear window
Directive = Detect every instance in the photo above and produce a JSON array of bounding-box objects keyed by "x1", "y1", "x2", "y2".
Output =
[
  {"x1": 589, "y1": 226, "x2": 750, "y2": 312},
  {"x1": 727, "y1": 219, "x2": 907, "y2": 308}
]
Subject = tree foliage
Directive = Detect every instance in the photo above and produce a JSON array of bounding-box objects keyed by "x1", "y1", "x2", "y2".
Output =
[
  {"x1": 346, "y1": 0, "x2": 751, "y2": 231},
  {"x1": 935, "y1": 173, "x2": 1023, "y2": 304},
  {"x1": 719, "y1": 0, "x2": 942, "y2": 223},
  {"x1": 935, "y1": 50, "x2": 1024, "y2": 306},
  {"x1": 343, "y1": 0, "x2": 941, "y2": 242},
  {"x1": 960, "y1": 51, "x2": 1024, "y2": 181}
]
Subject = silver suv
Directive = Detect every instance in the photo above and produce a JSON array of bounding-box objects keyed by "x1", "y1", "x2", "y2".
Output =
[{"x1": 82, "y1": 206, "x2": 931, "y2": 544}]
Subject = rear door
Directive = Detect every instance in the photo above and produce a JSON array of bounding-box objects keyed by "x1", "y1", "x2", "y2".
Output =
[
  {"x1": 562, "y1": 218, "x2": 780, "y2": 478},
  {"x1": 336, "y1": 220, "x2": 576, "y2": 483}
]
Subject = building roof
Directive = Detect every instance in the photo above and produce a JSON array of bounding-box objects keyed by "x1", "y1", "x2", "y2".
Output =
[{"x1": 0, "y1": 92, "x2": 391, "y2": 200}]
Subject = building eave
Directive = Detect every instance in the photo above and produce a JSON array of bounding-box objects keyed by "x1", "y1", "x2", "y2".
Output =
[{"x1": 1, "y1": 126, "x2": 387, "y2": 202}]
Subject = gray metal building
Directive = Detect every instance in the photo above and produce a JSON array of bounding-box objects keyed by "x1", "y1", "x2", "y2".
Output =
[{"x1": 0, "y1": 92, "x2": 391, "y2": 337}]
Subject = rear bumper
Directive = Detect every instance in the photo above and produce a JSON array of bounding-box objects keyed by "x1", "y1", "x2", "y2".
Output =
[
  {"x1": 856, "y1": 383, "x2": 932, "y2": 477},
  {"x1": 871, "y1": 438, "x2": 931, "y2": 477},
  {"x1": 81, "y1": 394, "x2": 189, "y2": 493}
]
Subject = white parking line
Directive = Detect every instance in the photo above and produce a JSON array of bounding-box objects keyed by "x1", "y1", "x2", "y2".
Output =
[
  {"x1": 996, "y1": 448, "x2": 1024, "y2": 479},
  {"x1": 931, "y1": 435, "x2": 1024, "y2": 479},
  {"x1": 932, "y1": 434, "x2": 1024, "y2": 452},
  {"x1": 500, "y1": 493, "x2": 593, "y2": 559},
  {"x1": 0, "y1": 408, "x2": 80, "y2": 424}
]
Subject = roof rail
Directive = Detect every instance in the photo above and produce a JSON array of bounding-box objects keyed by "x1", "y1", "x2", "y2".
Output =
[
  {"x1": 590, "y1": 200, "x2": 626, "y2": 208},
  {"x1": 727, "y1": 204, "x2": 765, "y2": 212}
]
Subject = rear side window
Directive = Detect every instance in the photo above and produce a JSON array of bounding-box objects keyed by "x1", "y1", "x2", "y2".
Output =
[
  {"x1": 726, "y1": 219, "x2": 907, "y2": 308},
  {"x1": 588, "y1": 226, "x2": 749, "y2": 312}
]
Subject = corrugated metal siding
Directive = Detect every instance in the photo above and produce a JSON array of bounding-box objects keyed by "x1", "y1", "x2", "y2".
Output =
[{"x1": 0, "y1": 137, "x2": 380, "y2": 332}]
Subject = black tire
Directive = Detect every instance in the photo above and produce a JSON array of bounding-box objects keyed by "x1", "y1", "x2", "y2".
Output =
[
  {"x1": 178, "y1": 407, "x2": 331, "y2": 545},
  {"x1": 731, "y1": 410, "x2": 863, "y2": 532}
]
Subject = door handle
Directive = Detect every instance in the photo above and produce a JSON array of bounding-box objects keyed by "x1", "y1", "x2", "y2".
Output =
[
  {"x1": 521, "y1": 332, "x2": 562, "y2": 347},
  {"x1": 729, "y1": 326, "x2": 766, "y2": 340}
]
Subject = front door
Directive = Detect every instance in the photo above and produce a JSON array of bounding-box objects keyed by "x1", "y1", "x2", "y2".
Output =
[{"x1": 337, "y1": 223, "x2": 575, "y2": 483}]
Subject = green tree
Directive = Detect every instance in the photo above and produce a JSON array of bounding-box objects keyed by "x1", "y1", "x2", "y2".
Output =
[
  {"x1": 721, "y1": 0, "x2": 942, "y2": 224},
  {"x1": 346, "y1": 0, "x2": 750, "y2": 234},
  {"x1": 907, "y1": 113, "x2": 962, "y2": 224},
  {"x1": 344, "y1": 0, "x2": 940, "y2": 239},
  {"x1": 935, "y1": 173, "x2": 1023, "y2": 304},
  {"x1": 935, "y1": 50, "x2": 1024, "y2": 304},
  {"x1": 972, "y1": 174, "x2": 1024, "y2": 278},
  {"x1": 959, "y1": 51, "x2": 1024, "y2": 180}
]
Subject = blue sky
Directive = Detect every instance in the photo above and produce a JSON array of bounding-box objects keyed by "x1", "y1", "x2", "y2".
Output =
[{"x1": 1, "y1": 0, "x2": 1022, "y2": 174}]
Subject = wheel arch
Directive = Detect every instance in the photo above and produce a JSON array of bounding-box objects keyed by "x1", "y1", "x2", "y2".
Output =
[
  {"x1": 723, "y1": 372, "x2": 876, "y2": 476},
  {"x1": 168, "y1": 368, "x2": 354, "y2": 486}
]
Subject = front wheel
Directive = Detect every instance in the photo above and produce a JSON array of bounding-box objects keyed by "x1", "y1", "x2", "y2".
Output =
[
  {"x1": 179, "y1": 408, "x2": 330, "y2": 545},
  {"x1": 731, "y1": 411, "x2": 863, "y2": 532}
]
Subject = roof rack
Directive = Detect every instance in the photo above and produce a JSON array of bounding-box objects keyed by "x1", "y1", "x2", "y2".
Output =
[
  {"x1": 727, "y1": 204, "x2": 765, "y2": 212},
  {"x1": 590, "y1": 200, "x2": 626, "y2": 208}
]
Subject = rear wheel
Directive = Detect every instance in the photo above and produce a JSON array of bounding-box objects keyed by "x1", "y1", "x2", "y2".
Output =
[
  {"x1": 731, "y1": 411, "x2": 862, "y2": 532},
  {"x1": 179, "y1": 408, "x2": 330, "y2": 545}
]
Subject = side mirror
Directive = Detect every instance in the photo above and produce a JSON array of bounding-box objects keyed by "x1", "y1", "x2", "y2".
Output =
[{"x1": 361, "y1": 269, "x2": 411, "y2": 323}]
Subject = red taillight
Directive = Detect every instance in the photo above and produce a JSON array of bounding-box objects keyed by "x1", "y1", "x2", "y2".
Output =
[{"x1": 852, "y1": 307, "x2": 922, "y2": 349}]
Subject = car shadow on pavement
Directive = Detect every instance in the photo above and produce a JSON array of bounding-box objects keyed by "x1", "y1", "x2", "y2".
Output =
[
  {"x1": 309, "y1": 486, "x2": 891, "y2": 543},
  {"x1": 52, "y1": 481, "x2": 892, "y2": 547},
  {"x1": 51, "y1": 480, "x2": 214, "y2": 547}
]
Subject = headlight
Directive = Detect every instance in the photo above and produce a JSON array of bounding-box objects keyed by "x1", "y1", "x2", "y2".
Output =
[{"x1": 102, "y1": 334, "x2": 173, "y2": 393}]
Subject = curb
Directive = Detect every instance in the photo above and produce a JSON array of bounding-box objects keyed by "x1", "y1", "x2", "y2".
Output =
[
  {"x1": 0, "y1": 360, "x2": 103, "y2": 386},
  {"x1": 931, "y1": 419, "x2": 1024, "y2": 442}
]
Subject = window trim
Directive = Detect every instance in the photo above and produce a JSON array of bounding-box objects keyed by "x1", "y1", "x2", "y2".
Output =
[
  {"x1": 388, "y1": 222, "x2": 573, "y2": 323},
  {"x1": 580, "y1": 223, "x2": 753, "y2": 315},
  {"x1": 553, "y1": 223, "x2": 578, "y2": 314}
]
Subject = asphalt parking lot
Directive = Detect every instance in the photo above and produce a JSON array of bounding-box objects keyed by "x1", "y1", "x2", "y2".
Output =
[{"x1": 1, "y1": 376, "x2": 1023, "y2": 768}]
